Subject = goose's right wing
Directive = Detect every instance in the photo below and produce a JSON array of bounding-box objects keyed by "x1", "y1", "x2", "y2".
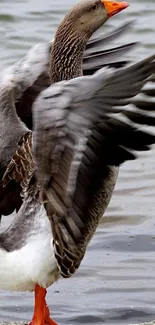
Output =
[
  {"x1": 0, "y1": 40, "x2": 57, "y2": 216},
  {"x1": 0, "y1": 42, "x2": 49, "y2": 216},
  {"x1": 85, "y1": 21, "x2": 134, "y2": 53},
  {"x1": 83, "y1": 21, "x2": 137, "y2": 74}
]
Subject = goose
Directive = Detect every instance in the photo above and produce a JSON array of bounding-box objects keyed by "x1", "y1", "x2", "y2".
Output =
[
  {"x1": 1, "y1": 1, "x2": 155, "y2": 325},
  {"x1": 0, "y1": 19, "x2": 137, "y2": 220}
]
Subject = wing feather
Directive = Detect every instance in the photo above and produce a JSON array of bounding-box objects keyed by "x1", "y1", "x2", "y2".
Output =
[{"x1": 33, "y1": 55, "x2": 155, "y2": 277}]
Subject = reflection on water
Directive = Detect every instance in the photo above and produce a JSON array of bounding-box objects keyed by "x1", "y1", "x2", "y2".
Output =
[{"x1": 0, "y1": 0, "x2": 155, "y2": 324}]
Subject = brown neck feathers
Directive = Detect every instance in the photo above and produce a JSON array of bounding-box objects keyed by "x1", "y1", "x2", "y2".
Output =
[{"x1": 49, "y1": 21, "x2": 87, "y2": 83}]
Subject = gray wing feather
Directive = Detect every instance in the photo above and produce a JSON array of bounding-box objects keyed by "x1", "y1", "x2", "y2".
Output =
[
  {"x1": 0, "y1": 76, "x2": 29, "y2": 215},
  {"x1": 85, "y1": 21, "x2": 134, "y2": 54},
  {"x1": 2, "y1": 42, "x2": 51, "y2": 98},
  {"x1": 33, "y1": 55, "x2": 155, "y2": 218},
  {"x1": 132, "y1": 75, "x2": 155, "y2": 110}
]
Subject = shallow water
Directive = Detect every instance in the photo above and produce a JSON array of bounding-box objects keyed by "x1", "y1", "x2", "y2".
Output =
[{"x1": 0, "y1": 0, "x2": 155, "y2": 324}]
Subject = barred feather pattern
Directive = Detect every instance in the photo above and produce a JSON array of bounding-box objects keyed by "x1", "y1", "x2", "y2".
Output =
[
  {"x1": 44, "y1": 200, "x2": 85, "y2": 278},
  {"x1": 2, "y1": 132, "x2": 34, "y2": 196}
]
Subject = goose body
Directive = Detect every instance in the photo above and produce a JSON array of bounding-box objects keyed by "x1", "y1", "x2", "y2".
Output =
[
  {"x1": 1, "y1": 1, "x2": 155, "y2": 324},
  {"x1": 0, "y1": 165, "x2": 118, "y2": 292},
  {"x1": 0, "y1": 197, "x2": 57, "y2": 292}
]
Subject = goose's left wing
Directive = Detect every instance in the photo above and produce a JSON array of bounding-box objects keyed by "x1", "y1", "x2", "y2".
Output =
[
  {"x1": 132, "y1": 74, "x2": 155, "y2": 111},
  {"x1": 33, "y1": 55, "x2": 155, "y2": 276}
]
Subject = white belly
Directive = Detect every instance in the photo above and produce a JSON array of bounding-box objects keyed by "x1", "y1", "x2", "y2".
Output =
[{"x1": 0, "y1": 208, "x2": 59, "y2": 291}]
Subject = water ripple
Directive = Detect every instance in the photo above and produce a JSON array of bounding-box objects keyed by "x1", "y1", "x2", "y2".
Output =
[{"x1": 0, "y1": 0, "x2": 155, "y2": 324}]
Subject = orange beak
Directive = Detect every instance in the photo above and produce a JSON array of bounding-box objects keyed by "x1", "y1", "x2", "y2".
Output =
[{"x1": 101, "y1": 0, "x2": 129, "y2": 18}]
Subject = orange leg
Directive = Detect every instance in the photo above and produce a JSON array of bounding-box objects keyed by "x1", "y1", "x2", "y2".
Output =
[
  {"x1": 44, "y1": 303, "x2": 58, "y2": 325},
  {"x1": 29, "y1": 284, "x2": 58, "y2": 325}
]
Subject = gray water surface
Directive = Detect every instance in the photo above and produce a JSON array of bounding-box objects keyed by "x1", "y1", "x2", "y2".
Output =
[{"x1": 0, "y1": 0, "x2": 155, "y2": 324}]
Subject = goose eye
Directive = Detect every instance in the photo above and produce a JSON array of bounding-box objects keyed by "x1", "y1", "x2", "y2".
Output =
[{"x1": 92, "y1": 4, "x2": 97, "y2": 10}]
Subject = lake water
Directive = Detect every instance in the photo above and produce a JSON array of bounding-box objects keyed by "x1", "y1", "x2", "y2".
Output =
[{"x1": 0, "y1": 0, "x2": 155, "y2": 324}]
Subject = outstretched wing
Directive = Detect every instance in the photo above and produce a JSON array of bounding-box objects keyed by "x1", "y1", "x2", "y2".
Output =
[
  {"x1": 83, "y1": 21, "x2": 137, "y2": 74},
  {"x1": 33, "y1": 55, "x2": 155, "y2": 277},
  {"x1": 132, "y1": 74, "x2": 155, "y2": 111}
]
